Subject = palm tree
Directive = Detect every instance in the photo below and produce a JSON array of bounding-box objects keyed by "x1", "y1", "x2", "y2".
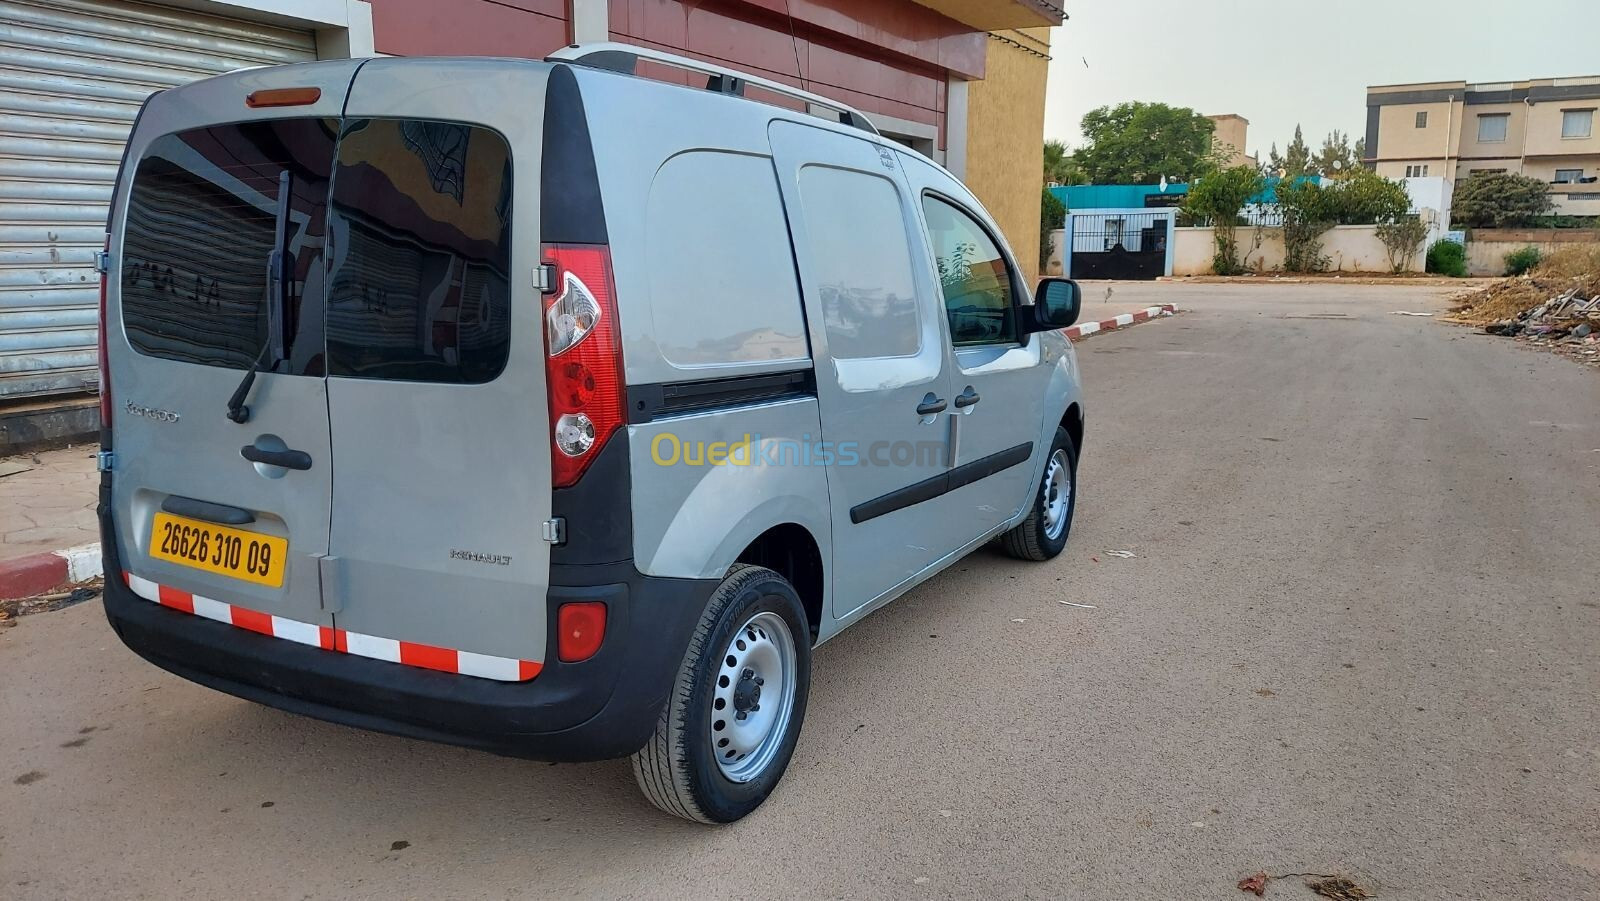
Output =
[{"x1": 1043, "y1": 139, "x2": 1082, "y2": 187}]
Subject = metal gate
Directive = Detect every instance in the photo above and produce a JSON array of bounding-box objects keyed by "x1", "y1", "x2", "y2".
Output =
[
  {"x1": 0, "y1": 0, "x2": 317, "y2": 400},
  {"x1": 1066, "y1": 210, "x2": 1172, "y2": 280}
]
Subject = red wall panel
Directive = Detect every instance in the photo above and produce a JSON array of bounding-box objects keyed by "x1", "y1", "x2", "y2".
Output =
[
  {"x1": 370, "y1": 0, "x2": 569, "y2": 58},
  {"x1": 610, "y1": 0, "x2": 966, "y2": 143}
]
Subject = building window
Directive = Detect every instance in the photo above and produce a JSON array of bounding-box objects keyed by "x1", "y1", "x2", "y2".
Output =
[
  {"x1": 1562, "y1": 109, "x2": 1594, "y2": 139},
  {"x1": 1415, "y1": 111, "x2": 1428, "y2": 128},
  {"x1": 1477, "y1": 114, "x2": 1510, "y2": 143},
  {"x1": 1404, "y1": 164, "x2": 1430, "y2": 177},
  {"x1": 1554, "y1": 169, "x2": 1584, "y2": 183},
  {"x1": 1471, "y1": 168, "x2": 1507, "y2": 176}
]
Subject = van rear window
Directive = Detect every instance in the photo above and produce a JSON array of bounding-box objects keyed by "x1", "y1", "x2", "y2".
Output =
[
  {"x1": 325, "y1": 119, "x2": 513, "y2": 384},
  {"x1": 121, "y1": 119, "x2": 337, "y2": 372},
  {"x1": 120, "y1": 117, "x2": 512, "y2": 384}
]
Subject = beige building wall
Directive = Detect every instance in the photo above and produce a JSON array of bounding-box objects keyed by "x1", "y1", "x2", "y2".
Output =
[
  {"x1": 1205, "y1": 114, "x2": 1257, "y2": 169},
  {"x1": 963, "y1": 27, "x2": 1051, "y2": 283}
]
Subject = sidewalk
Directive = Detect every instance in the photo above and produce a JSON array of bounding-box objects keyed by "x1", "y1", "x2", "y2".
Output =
[{"x1": 1, "y1": 446, "x2": 101, "y2": 599}]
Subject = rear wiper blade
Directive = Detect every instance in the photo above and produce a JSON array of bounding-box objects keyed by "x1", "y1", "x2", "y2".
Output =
[{"x1": 227, "y1": 170, "x2": 293, "y2": 424}]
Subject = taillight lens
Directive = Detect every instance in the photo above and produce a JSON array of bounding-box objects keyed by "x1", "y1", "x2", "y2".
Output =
[
  {"x1": 557, "y1": 601, "x2": 607, "y2": 663},
  {"x1": 97, "y1": 235, "x2": 111, "y2": 431},
  {"x1": 542, "y1": 244, "x2": 623, "y2": 488}
]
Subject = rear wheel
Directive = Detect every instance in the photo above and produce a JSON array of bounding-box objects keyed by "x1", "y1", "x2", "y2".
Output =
[
  {"x1": 997, "y1": 426, "x2": 1077, "y2": 561},
  {"x1": 631, "y1": 564, "x2": 811, "y2": 823}
]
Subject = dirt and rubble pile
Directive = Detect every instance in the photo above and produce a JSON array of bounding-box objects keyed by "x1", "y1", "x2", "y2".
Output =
[{"x1": 1448, "y1": 245, "x2": 1600, "y2": 326}]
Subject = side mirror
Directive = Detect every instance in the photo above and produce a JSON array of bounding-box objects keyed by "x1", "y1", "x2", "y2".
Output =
[{"x1": 1026, "y1": 278, "x2": 1081, "y2": 332}]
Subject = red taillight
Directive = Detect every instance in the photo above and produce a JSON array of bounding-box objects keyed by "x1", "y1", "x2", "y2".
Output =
[
  {"x1": 97, "y1": 235, "x2": 111, "y2": 431},
  {"x1": 557, "y1": 601, "x2": 607, "y2": 663},
  {"x1": 541, "y1": 244, "x2": 623, "y2": 489}
]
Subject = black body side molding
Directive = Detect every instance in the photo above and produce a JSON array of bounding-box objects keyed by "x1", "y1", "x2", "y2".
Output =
[{"x1": 849, "y1": 442, "x2": 1034, "y2": 524}]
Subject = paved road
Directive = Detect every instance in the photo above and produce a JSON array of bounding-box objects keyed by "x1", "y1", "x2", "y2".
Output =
[{"x1": 4, "y1": 284, "x2": 1598, "y2": 900}]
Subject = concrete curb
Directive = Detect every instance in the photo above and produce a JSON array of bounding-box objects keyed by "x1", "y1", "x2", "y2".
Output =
[
  {"x1": 0, "y1": 306, "x2": 1173, "y2": 601},
  {"x1": 0, "y1": 542, "x2": 103, "y2": 601},
  {"x1": 1064, "y1": 304, "x2": 1176, "y2": 341}
]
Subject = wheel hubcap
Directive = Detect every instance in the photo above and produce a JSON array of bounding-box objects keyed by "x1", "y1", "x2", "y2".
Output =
[
  {"x1": 711, "y1": 611, "x2": 797, "y2": 783},
  {"x1": 1042, "y1": 449, "x2": 1071, "y2": 540}
]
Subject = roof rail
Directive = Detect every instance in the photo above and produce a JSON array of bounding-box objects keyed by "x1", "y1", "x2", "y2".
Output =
[{"x1": 546, "y1": 42, "x2": 881, "y2": 137}]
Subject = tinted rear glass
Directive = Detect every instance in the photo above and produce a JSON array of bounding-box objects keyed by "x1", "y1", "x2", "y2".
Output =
[
  {"x1": 325, "y1": 119, "x2": 513, "y2": 384},
  {"x1": 120, "y1": 117, "x2": 512, "y2": 384},
  {"x1": 121, "y1": 119, "x2": 337, "y2": 372}
]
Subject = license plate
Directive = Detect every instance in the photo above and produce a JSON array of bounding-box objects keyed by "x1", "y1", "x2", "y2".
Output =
[{"x1": 150, "y1": 512, "x2": 287, "y2": 588}]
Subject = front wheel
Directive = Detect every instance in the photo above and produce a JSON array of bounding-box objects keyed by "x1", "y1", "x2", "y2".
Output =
[
  {"x1": 997, "y1": 427, "x2": 1077, "y2": 561},
  {"x1": 631, "y1": 564, "x2": 811, "y2": 823}
]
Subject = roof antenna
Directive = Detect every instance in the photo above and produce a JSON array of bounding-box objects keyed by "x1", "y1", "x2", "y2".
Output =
[{"x1": 783, "y1": 0, "x2": 807, "y2": 92}]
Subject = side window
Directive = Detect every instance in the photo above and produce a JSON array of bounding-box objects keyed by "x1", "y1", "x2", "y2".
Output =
[
  {"x1": 795, "y1": 165, "x2": 921, "y2": 360},
  {"x1": 921, "y1": 195, "x2": 1016, "y2": 346},
  {"x1": 325, "y1": 119, "x2": 513, "y2": 384},
  {"x1": 645, "y1": 151, "x2": 807, "y2": 368}
]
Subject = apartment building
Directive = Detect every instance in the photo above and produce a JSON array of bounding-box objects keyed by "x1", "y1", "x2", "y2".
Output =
[{"x1": 1364, "y1": 76, "x2": 1600, "y2": 216}]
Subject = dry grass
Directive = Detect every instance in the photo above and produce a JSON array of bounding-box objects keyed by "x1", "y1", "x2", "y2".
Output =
[{"x1": 1533, "y1": 245, "x2": 1600, "y2": 279}]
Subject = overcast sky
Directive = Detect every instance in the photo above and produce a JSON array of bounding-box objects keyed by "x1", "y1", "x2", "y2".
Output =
[{"x1": 1044, "y1": 0, "x2": 1598, "y2": 159}]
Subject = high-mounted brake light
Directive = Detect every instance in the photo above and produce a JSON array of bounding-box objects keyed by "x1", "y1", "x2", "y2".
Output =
[
  {"x1": 96, "y1": 235, "x2": 111, "y2": 430},
  {"x1": 246, "y1": 87, "x2": 321, "y2": 108},
  {"x1": 542, "y1": 245, "x2": 624, "y2": 488}
]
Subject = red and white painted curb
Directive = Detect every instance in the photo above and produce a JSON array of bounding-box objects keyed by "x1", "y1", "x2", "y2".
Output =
[
  {"x1": 1063, "y1": 303, "x2": 1177, "y2": 341},
  {"x1": 0, "y1": 543, "x2": 103, "y2": 602}
]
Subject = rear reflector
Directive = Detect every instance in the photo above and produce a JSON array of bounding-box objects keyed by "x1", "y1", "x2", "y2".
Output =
[
  {"x1": 557, "y1": 602, "x2": 607, "y2": 663},
  {"x1": 246, "y1": 87, "x2": 322, "y2": 108}
]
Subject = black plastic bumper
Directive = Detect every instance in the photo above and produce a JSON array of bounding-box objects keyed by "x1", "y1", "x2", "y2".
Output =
[{"x1": 99, "y1": 506, "x2": 716, "y2": 762}]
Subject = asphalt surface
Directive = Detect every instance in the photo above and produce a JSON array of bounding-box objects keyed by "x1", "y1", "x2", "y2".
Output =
[{"x1": 4, "y1": 283, "x2": 1598, "y2": 900}]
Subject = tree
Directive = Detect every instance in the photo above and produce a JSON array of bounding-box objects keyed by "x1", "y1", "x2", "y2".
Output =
[
  {"x1": 1376, "y1": 215, "x2": 1429, "y2": 273},
  {"x1": 1277, "y1": 170, "x2": 1411, "y2": 271},
  {"x1": 1183, "y1": 166, "x2": 1265, "y2": 275},
  {"x1": 1311, "y1": 129, "x2": 1362, "y2": 178},
  {"x1": 1072, "y1": 102, "x2": 1216, "y2": 184},
  {"x1": 1268, "y1": 125, "x2": 1311, "y2": 177},
  {"x1": 1043, "y1": 139, "x2": 1082, "y2": 186},
  {"x1": 1452, "y1": 173, "x2": 1555, "y2": 227}
]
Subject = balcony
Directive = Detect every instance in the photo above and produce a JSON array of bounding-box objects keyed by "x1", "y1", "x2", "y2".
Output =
[{"x1": 911, "y1": 0, "x2": 1065, "y2": 29}]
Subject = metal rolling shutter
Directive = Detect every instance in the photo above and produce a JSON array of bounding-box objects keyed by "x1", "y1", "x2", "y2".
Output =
[{"x1": 0, "y1": 0, "x2": 317, "y2": 400}]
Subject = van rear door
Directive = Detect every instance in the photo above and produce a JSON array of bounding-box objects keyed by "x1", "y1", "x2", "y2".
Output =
[
  {"x1": 319, "y1": 60, "x2": 553, "y2": 679},
  {"x1": 109, "y1": 63, "x2": 359, "y2": 633}
]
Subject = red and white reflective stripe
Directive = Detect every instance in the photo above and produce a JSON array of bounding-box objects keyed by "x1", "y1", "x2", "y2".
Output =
[{"x1": 124, "y1": 572, "x2": 542, "y2": 682}]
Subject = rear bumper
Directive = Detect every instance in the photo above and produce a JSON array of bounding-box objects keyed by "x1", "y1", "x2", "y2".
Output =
[{"x1": 100, "y1": 507, "x2": 715, "y2": 762}]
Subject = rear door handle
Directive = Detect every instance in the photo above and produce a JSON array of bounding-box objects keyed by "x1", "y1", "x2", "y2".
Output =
[
  {"x1": 241, "y1": 444, "x2": 313, "y2": 471},
  {"x1": 916, "y1": 395, "x2": 947, "y2": 416},
  {"x1": 953, "y1": 387, "x2": 980, "y2": 409}
]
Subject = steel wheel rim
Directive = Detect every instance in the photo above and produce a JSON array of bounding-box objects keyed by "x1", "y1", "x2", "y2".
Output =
[
  {"x1": 710, "y1": 610, "x2": 797, "y2": 783},
  {"x1": 1042, "y1": 449, "x2": 1071, "y2": 540}
]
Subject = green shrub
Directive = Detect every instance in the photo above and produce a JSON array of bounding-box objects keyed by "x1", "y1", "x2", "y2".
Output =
[
  {"x1": 1503, "y1": 245, "x2": 1542, "y2": 276},
  {"x1": 1426, "y1": 240, "x2": 1468, "y2": 277},
  {"x1": 1040, "y1": 187, "x2": 1066, "y2": 273}
]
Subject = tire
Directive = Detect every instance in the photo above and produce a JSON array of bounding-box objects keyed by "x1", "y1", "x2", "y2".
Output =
[
  {"x1": 997, "y1": 426, "x2": 1077, "y2": 562},
  {"x1": 631, "y1": 564, "x2": 812, "y2": 823}
]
